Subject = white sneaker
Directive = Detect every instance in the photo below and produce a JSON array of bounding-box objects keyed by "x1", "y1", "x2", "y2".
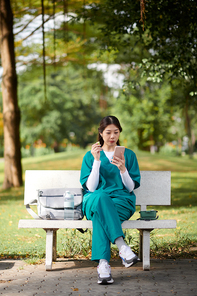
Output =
[
  {"x1": 119, "y1": 245, "x2": 140, "y2": 268},
  {"x1": 97, "y1": 261, "x2": 114, "y2": 284}
]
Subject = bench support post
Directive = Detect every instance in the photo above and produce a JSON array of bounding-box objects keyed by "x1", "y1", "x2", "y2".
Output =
[
  {"x1": 45, "y1": 229, "x2": 53, "y2": 270},
  {"x1": 45, "y1": 229, "x2": 58, "y2": 271},
  {"x1": 139, "y1": 229, "x2": 152, "y2": 271},
  {"x1": 138, "y1": 230, "x2": 143, "y2": 262},
  {"x1": 52, "y1": 230, "x2": 57, "y2": 261}
]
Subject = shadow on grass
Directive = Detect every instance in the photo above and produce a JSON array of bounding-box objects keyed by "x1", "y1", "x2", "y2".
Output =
[
  {"x1": 137, "y1": 151, "x2": 197, "y2": 172},
  {"x1": 171, "y1": 173, "x2": 197, "y2": 207},
  {"x1": 0, "y1": 187, "x2": 24, "y2": 203},
  {"x1": 171, "y1": 189, "x2": 197, "y2": 207}
]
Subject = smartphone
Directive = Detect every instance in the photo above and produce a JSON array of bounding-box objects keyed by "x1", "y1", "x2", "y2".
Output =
[{"x1": 114, "y1": 146, "x2": 125, "y2": 158}]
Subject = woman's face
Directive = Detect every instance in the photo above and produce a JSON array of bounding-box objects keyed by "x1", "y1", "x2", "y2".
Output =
[{"x1": 100, "y1": 124, "x2": 120, "y2": 148}]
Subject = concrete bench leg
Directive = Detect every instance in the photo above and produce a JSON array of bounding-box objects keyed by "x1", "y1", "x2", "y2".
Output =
[
  {"x1": 52, "y1": 230, "x2": 57, "y2": 262},
  {"x1": 45, "y1": 230, "x2": 53, "y2": 270},
  {"x1": 138, "y1": 230, "x2": 143, "y2": 262},
  {"x1": 141, "y1": 230, "x2": 151, "y2": 271},
  {"x1": 45, "y1": 229, "x2": 58, "y2": 271}
]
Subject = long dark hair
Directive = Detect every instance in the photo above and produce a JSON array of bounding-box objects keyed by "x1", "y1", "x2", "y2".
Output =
[{"x1": 98, "y1": 116, "x2": 122, "y2": 147}]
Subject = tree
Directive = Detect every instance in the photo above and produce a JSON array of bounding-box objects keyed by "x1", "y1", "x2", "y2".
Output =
[
  {"x1": 79, "y1": 0, "x2": 197, "y2": 83},
  {"x1": 0, "y1": 0, "x2": 22, "y2": 188},
  {"x1": 18, "y1": 64, "x2": 107, "y2": 150},
  {"x1": 0, "y1": 110, "x2": 3, "y2": 157},
  {"x1": 170, "y1": 79, "x2": 197, "y2": 156},
  {"x1": 110, "y1": 69, "x2": 172, "y2": 151},
  {"x1": 75, "y1": 0, "x2": 197, "y2": 156},
  {"x1": 0, "y1": 0, "x2": 108, "y2": 188}
]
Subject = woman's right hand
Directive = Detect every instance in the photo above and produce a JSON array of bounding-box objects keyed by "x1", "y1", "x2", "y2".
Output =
[{"x1": 91, "y1": 142, "x2": 102, "y2": 161}]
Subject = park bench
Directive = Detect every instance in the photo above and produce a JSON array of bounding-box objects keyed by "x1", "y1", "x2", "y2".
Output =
[{"x1": 18, "y1": 170, "x2": 177, "y2": 271}]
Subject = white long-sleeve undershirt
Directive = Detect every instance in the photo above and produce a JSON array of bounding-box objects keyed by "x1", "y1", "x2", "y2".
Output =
[
  {"x1": 86, "y1": 159, "x2": 101, "y2": 192},
  {"x1": 86, "y1": 151, "x2": 135, "y2": 192}
]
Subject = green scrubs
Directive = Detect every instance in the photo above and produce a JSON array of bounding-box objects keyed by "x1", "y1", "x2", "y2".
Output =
[{"x1": 80, "y1": 148, "x2": 140, "y2": 262}]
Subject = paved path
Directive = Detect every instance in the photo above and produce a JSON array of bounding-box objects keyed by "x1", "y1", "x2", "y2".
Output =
[{"x1": 0, "y1": 258, "x2": 197, "y2": 295}]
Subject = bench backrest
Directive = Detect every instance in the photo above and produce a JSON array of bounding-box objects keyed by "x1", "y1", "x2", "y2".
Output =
[{"x1": 24, "y1": 170, "x2": 171, "y2": 210}]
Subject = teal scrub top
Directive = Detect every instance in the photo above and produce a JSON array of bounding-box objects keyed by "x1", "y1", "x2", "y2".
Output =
[{"x1": 80, "y1": 148, "x2": 141, "y2": 218}]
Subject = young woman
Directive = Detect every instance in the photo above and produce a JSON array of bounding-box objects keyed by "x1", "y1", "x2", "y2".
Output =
[{"x1": 80, "y1": 116, "x2": 141, "y2": 284}]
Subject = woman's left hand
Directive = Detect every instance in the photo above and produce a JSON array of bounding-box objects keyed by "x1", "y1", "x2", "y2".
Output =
[{"x1": 111, "y1": 152, "x2": 126, "y2": 174}]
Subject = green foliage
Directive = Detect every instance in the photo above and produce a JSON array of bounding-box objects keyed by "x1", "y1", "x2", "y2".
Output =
[
  {"x1": 150, "y1": 229, "x2": 196, "y2": 259},
  {"x1": 159, "y1": 144, "x2": 180, "y2": 157},
  {"x1": 6, "y1": 0, "x2": 197, "y2": 158},
  {"x1": 81, "y1": 0, "x2": 197, "y2": 85},
  {"x1": 111, "y1": 69, "x2": 172, "y2": 150},
  {"x1": 21, "y1": 146, "x2": 54, "y2": 158},
  {"x1": 12, "y1": 0, "x2": 110, "y2": 69},
  {"x1": 71, "y1": 1, "x2": 197, "y2": 155},
  {"x1": 73, "y1": 0, "x2": 197, "y2": 152},
  {"x1": 59, "y1": 229, "x2": 92, "y2": 258},
  {"x1": 18, "y1": 64, "x2": 106, "y2": 149}
]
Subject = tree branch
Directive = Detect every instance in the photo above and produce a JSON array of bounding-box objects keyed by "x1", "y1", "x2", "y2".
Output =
[
  {"x1": 14, "y1": 14, "x2": 40, "y2": 36},
  {"x1": 18, "y1": 14, "x2": 53, "y2": 42}
]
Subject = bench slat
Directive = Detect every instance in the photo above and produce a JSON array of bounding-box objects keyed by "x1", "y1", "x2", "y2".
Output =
[{"x1": 18, "y1": 219, "x2": 176, "y2": 230}]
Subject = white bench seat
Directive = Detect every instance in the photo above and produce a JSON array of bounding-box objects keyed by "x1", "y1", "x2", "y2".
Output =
[
  {"x1": 18, "y1": 170, "x2": 177, "y2": 271},
  {"x1": 18, "y1": 219, "x2": 176, "y2": 230}
]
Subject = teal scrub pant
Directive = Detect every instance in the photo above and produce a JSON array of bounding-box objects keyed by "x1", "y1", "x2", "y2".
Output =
[{"x1": 84, "y1": 191, "x2": 134, "y2": 262}]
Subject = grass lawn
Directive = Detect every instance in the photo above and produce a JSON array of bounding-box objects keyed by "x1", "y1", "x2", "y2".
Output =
[{"x1": 0, "y1": 148, "x2": 197, "y2": 262}]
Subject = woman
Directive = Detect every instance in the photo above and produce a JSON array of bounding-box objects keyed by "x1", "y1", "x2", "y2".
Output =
[{"x1": 80, "y1": 116, "x2": 141, "y2": 284}]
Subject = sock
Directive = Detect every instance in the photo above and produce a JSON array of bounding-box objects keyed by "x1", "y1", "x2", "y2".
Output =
[
  {"x1": 99, "y1": 259, "x2": 108, "y2": 266},
  {"x1": 115, "y1": 236, "x2": 127, "y2": 251}
]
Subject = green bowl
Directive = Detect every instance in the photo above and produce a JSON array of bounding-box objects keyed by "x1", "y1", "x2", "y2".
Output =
[{"x1": 139, "y1": 210, "x2": 158, "y2": 220}]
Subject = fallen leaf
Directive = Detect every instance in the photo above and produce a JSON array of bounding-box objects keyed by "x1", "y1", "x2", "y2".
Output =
[{"x1": 71, "y1": 287, "x2": 79, "y2": 291}]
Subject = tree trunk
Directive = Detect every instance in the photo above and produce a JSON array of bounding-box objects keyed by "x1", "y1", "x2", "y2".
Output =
[
  {"x1": 184, "y1": 97, "x2": 193, "y2": 159},
  {"x1": 0, "y1": 0, "x2": 23, "y2": 188}
]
